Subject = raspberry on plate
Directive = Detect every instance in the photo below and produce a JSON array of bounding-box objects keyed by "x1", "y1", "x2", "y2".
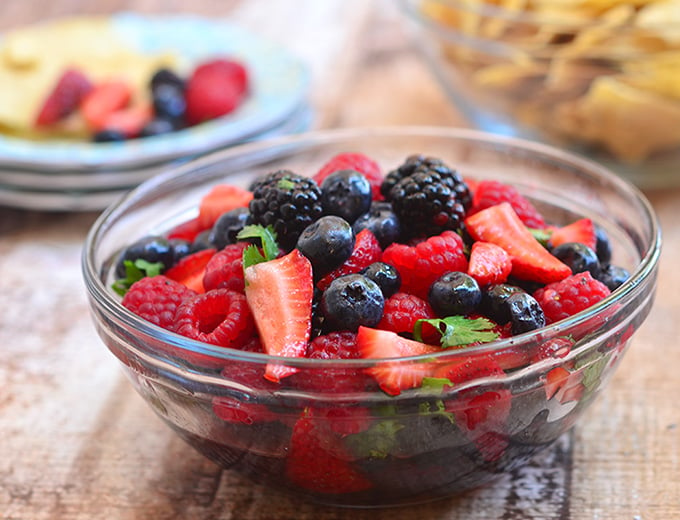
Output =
[
  {"x1": 381, "y1": 230, "x2": 468, "y2": 299},
  {"x1": 121, "y1": 275, "x2": 196, "y2": 330},
  {"x1": 533, "y1": 271, "x2": 611, "y2": 324},
  {"x1": 35, "y1": 68, "x2": 93, "y2": 126}
]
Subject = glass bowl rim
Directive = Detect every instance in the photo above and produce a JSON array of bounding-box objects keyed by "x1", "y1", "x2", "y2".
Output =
[{"x1": 82, "y1": 125, "x2": 661, "y2": 370}]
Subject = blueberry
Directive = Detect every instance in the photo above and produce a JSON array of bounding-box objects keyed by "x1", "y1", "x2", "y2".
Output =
[
  {"x1": 93, "y1": 129, "x2": 126, "y2": 143},
  {"x1": 150, "y1": 68, "x2": 185, "y2": 91},
  {"x1": 481, "y1": 284, "x2": 525, "y2": 324},
  {"x1": 596, "y1": 263, "x2": 630, "y2": 291},
  {"x1": 321, "y1": 274, "x2": 385, "y2": 332},
  {"x1": 505, "y1": 291, "x2": 545, "y2": 334},
  {"x1": 594, "y1": 224, "x2": 612, "y2": 265},
  {"x1": 552, "y1": 242, "x2": 601, "y2": 277},
  {"x1": 360, "y1": 262, "x2": 401, "y2": 298},
  {"x1": 352, "y1": 202, "x2": 401, "y2": 249},
  {"x1": 209, "y1": 207, "x2": 251, "y2": 250},
  {"x1": 114, "y1": 235, "x2": 175, "y2": 278},
  {"x1": 296, "y1": 216, "x2": 355, "y2": 277},
  {"x1": 139, "y1": 118, "x2": 177, "y2": 138},
  {"x1": 190, "y1": 230, "x2": 214, "y2": 253},
  {"x1": 152, "y1": 83, "x2": 186, "y2": 122},
  {"x1": 169, "y1": 238, "x2": 192, "y2": 264},
  {"x1": 428, "y1": 271, "x2": 481, "y2": 317},
  {"x1": 321, "y1": 169, "x2": 372, "y2": 223}
]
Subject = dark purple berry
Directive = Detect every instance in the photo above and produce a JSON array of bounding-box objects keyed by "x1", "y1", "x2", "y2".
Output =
[
  {"x1": 428, "y1": 271, "x2": 481, "y2": 317},
  {"x1": 321, "y1": 274, "x2": 385, "y2": 332},
  {"x1": 297, "y1": 216, "x2": 355, "y2": 278}
]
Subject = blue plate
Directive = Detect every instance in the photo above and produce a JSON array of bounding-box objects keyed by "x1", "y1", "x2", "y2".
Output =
[{"x1": 0, "y1": 13, "x2": 309, "y2": 171}]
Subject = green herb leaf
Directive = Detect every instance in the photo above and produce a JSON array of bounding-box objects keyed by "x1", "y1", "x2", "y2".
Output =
[
  {"x1": 237, "y1": 224, "x2": 279, "y2": 271},
  {"x1": 344, "y1": 419, "x2": 404, "y2": 459},
  {"x1": 418, "y1": 399, "x2": 456, "y2": 424},
  {"x1": 421, "y1": 377, "x2": 453, "y2": 393},
  {"x1": 529, "y1": 227, "x2": 553, "y2": 247},
  {"x1": 413, "y1": 315, "x2": 500, "y2": 348},
  {"x1": 111, "y1": 259, "x2": 163, "y2": 296}
]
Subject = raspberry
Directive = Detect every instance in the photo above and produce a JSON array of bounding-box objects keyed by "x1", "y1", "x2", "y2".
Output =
[
  {"x1": 292, "y1": 332, "x2": 373, "y2": 394},
  {"x1": 122, "y1": 275, "x2": 196, "y2": 330},
  {"x1": 313, "y1": 152, "x2": 384, "y2": 201},
  {"x1": 469, "y1": 180, "x2": 547, "y2": 229},
  {"x1": 316, "y1": 229, "x2": 382, "y2": 291},
  {"x1": 248, "y1": 170, "x2": 323, "y2": 251},
  {"x1": 381, "y1": 230, "x2": 468, "y2": 299},
  {"x1": 184, "y1": 59, "x2": 248, "y2": 125},
  {"x1": 174, "y1": 288, "x2": 255, "y2": 348},
  {"x1": 533, "y1": 272, "x2": 611, "y2": 324},
  {"x1": 202, "y1": 242, "x2": 248, "y2": 293},
  {"x1": 35, "y1": 68, "x2": 93, "y2": 126},
  {"x1": 377, "y1": 292, "x2": 436, "y2": 335}
]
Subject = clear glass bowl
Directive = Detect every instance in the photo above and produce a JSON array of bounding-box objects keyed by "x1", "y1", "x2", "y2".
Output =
[
  {"x1": 401, "y1": 0, "x2": 680, "y2": 189},
  {"x1": 82, "y1": 127, "x2": 660, "y2": 507}
]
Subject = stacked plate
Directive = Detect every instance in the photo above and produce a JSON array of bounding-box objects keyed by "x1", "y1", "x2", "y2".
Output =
[{"x1": 0, "y1": 13, "x2": 312, "y2": 211}]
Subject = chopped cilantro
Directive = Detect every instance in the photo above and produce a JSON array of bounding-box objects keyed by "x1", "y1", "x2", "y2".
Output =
[
  {"x1": 413, "y1": 315, "x2": 500, "y2": 348},
  {"x1": 111, "y1": 259, "x2": 163, "y2": 296},
  {"x1": 529, "y1": 227, "x2": 553, "y2": 247},
  {"x1": 237, "y1": 224, "x2": 279, "y2": 271}
]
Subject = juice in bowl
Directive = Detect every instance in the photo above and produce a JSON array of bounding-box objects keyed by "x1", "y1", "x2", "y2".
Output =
[{"x1": 82, "y1": 127, "x2": 660, "y2": 507}]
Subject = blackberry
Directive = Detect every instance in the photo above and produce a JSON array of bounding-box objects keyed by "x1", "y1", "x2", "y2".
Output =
[
  {"x1": 248, "y1": 170, "x2": 323, "y2": 251},
  {"x1": 389, "y1": 169, "x2": 468, "y2": 239},
  {"x1": 381, "y1": 155, "x2": 472, "y2": 210}
]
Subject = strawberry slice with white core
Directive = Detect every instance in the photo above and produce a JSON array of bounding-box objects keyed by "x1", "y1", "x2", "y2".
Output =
[
  {"x1": 244, "y1": 249, "x2": 313, "y2": 382},
  {"x1": 356, "y1": 326, "x2": 440, "y2": 396},
  {"x1": 465, "y1": 202, "x2": 571, "y2": 284}
]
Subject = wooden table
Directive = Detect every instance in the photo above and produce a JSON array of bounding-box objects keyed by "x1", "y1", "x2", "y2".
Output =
[{"x1": 1, "y1": 1, "x2": 678, "y2": 518}]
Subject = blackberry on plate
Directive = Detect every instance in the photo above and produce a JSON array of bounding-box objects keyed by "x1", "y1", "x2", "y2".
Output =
[
  {"x1": 320, "y1": 169, "x2": 372, "y2": 223},
  {"x1": 296, "y1": 215, "x2": 355, "y2": 278},
  {"x1": 321, "y1": 274, "x2": 385, "y2": 332},
  {"x1": 248, "y1": 170, "x2": 323, "y2": 250},
  {"x1": 352, "y1": 202, "x2": 401, "y2": 249},
  {"x1": 139, "y1": 118, "x2": 177, "y2": 138}
]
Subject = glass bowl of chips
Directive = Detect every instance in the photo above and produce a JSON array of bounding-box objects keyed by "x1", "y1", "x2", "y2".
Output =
[{"x1": 401, "y1": 0, "x2": 680, "y2": 189}]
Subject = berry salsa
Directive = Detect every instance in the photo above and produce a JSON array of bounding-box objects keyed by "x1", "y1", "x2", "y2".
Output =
[{"x1": 111, "y1": 152, "x2": 632, "y2": 504}]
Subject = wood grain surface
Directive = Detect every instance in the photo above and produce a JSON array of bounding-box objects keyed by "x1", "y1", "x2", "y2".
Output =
[{"x1": 0, "y1": 1, "x2": 678, "y2": 519}]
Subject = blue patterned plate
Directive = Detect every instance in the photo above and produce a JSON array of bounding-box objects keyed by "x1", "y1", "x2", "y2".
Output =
[{"x1": 0, "y1": 13, "x2": 309, "y2": 171}]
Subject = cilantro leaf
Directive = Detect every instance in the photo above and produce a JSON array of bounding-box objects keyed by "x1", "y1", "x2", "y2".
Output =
[
  {"x1": 344, "y1": 420, "x2": 404, "y2": 459},
  {"x1": 237, "y1": 225, "x2": 279, "y2": 271},
  {"x1": 111, "y1": 259, "x2": 163, "y2": 296},
  {"x1": 413, "y1": 315, "x2": 500, "y2": 348},
  {"x1": 529, "y1": 227, "x2": 553, "y2": 247}
]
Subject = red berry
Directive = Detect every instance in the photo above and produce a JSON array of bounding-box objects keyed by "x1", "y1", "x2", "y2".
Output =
[
  {"x1": 465, "y1": 202, "x2": 571, "y2": 284},
  {"x1": 164, "y1": 248, "x2": 216, "y2": 293},
  {"x1": 185, "y1": 58, "x2": 249, "y2": 125},
  {"x1": 244, "y1": 249, "x2": 314, "y2": 382},
  {"x1": 212, "y1": 395, "x2": 279, "y2": 425},
  {"x1": 313, "y1": 152, "x2": 384, "y2": 201},
  {"x1": 174, "y1": 288, "x2": 255, "y2": 352},
  {"x1": 286, "y1": 412, "x2": 373, "y2": 494},
  {"x1": 357, "y1": 326, "x2": 440, "y2": 396},
  {"x1": 467, "y1": 241, "x2": 512, "y2": 287},
  {"x1": 35, "y1": 68, "x2": 92, "y2": 126},
  {"x1": 548, "y1": 218, "x2": 597, "y2": 251},
  {"x1": 81, "y1": 80, "x2": 133, "y2": 131},
  {"x1": 533, "y1": 271, "x2": 611, "y2": 324},
  {"x1": 316, "y1": 229, "x2": 382, "y2": 291},
  {"x1": 202, "y1": 242, "x2": 248, "y2": 293},
  {"x1": 122, "y1": 275, "x2": 196, "y2": 330},
  {"x1": 377, "y1": 292, "x2": 436, "y2": 335},
  {"x1": 167, "y1": 217, "x2": 203, "y2": 243},
  {"x1": 381, "y1": 230, "x2": 468, "y2": 299},
  {"x1": 469, "y1": 179, "x2": 547, "y2": 229},
  {"x1": 197, "y1": 184, "x2": 253, "y2": 230}
]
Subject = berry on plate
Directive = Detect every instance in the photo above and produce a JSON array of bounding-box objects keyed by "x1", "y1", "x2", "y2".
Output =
[{"x1": 34, "y1": 68, "x2": 93, "y2": 126}]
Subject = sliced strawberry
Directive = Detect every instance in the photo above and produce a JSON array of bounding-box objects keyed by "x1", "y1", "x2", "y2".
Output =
[
  {"x1": 286, "y1": 411, "x2": 372, "y2": 495},
  {"x1": 244, "y1": 249, "x2": 313, "y2": 382},
  {"x1": 548, "y1": 218, "x2": 597, "y2": 251},
  {"x1": 464, "y1": 202, "x2": 571, "y2": 284},
  {"x1": 467, "y1": 241, "x2": 512, "y2": 287},
  {"x1": 356, "y1": 326, "x2": 440, "y2": 396},
  {"x1": 185, "y1": 58, "x2": 249, "y2": 125},
  {"x1": 167, "y1": 217, "x2": 203, "y2": 242},
  {"x1": 35, "y1": 68, "x2": 93, "y2": 126},
  {"x1": 99, "y1": 102, "x2": 153, "y2": 138},
  {"x1": 198, "y1": 184, "x2": 253, "y2": 230},
  {"x1": 81, "y1": 80, "x2": 133, "y2": 131},
  {"x1": 469, "y1": 179, "x2": 547, "y2": 229},
  {"x1": 164, "y1": 248, "x2": 216, "y2": 293},
  {"x1": 543, "y1": 366, "x2": 584, "y2": 404}
]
